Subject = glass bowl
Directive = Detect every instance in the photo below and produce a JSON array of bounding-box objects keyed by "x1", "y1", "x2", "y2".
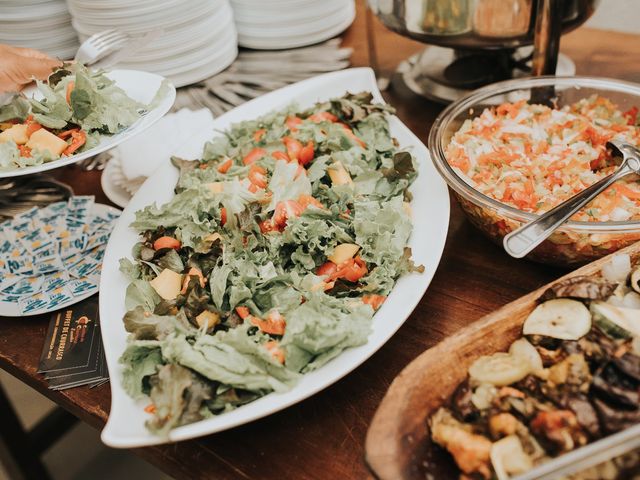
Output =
[{"x1": 428, "y1": 76, "x2": 640, "y2": 266}]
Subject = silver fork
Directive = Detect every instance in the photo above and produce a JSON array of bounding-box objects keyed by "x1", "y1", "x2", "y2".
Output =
[
  {"x1": 75, "y1": 29, "x2": 129, "y2": 66},
  {"x1": 503, "y1": 140, "x2": 640, "y2": 258}
]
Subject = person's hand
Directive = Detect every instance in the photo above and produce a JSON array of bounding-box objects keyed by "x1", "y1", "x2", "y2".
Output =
[{"x1": 0, "y1": 44, "x2": 62, "y2": 94}]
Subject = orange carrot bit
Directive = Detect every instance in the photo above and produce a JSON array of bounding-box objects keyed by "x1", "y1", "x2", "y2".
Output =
[
  {"x1": 57, "y1": 128, "x2": 79, "y2": 139},
  {"x1": 18, "y1": 145, "x2": 32, "y2": 157},
  {"x1": 242, "y1": 147, "x2": 266, "y2": 166},
  {"x1": 308, "y1": 111, "x2": 338, "y2": 123},
  {"x1": 253, "y1": 128, "x2": 266, "y2": 142},
  {"x1": 271, "y1": 150, "x2": 289, "y2": 162},
  {"x1": 144, "y1": 404, "x2": 156, "y2": 414},
  {"x1": 220, "y1": 207, "x2": 227, "y2": 226},
  {"x1": 62, "y1": 129, "x2": 86, "y2": 156},
  {"x1": 65, "y1": 81, "x2": 75, "y2": 104},
  {"x1": 153, "y1": 236, "x2": 181, "y2": 251},
  {"x1": 235, "y1": 306, "x2": 250, "y2": 319},
  {"x1": 615, "y1": 183, "x2": 640, "y2": 200},
  {"x1": 264, "y1": 341, "x2": 285, "y2": 364},
  {"x1": 217, "y1": 158, "x2": 232, "y2": 173}
]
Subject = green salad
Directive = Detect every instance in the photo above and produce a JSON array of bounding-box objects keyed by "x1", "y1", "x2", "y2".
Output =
[
  {"x1": 0, "y1": 63, "x2": 147, "y2": 170},
  {"x1": 119, "y1": 92, "x2": 423, "y2": 435}
]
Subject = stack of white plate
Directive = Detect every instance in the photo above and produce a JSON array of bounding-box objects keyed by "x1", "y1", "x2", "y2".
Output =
[
  {"x1": 67, "y1": 0, "x2": 238, "y2": 87},
  {"x1": 230, "y1": 0, "x2": 355, "y2": 50},
  {"x1": 0, "y1": 0, "x2": 79, "y2": 60}
]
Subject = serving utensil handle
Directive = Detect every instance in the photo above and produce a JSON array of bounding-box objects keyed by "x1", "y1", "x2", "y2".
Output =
[{"x1": 503, "y1": 159, "x2": 638, "y2": 259}]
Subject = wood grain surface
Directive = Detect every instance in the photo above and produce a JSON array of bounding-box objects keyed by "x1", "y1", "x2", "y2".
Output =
[{"x1": 1, "y1": 1, "x2": 639, "y2": 479}]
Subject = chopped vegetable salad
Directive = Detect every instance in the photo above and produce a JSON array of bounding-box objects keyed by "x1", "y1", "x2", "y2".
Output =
[
  {"x1": 119, "y1": 92, "x2": 422, "y2": 435},
  {"x1": 0, "y1": 63, "x2": 145, "y2": 170},
  {"x1": 446, "y1": 95, "x2": 640, "y2": 222}
]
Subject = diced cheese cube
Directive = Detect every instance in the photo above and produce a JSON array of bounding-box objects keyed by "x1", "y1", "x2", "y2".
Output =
[
  {"x1": 328, "y1": 161, "x2": 353, "y2": 185},
  {"x1": 26, "y1": 129, "x2": 67, "y2": 158},
  {"x1": 195, "y1": 310, "x2": 220, "y2": 329},
  {"x1": 149, "y1": 268, "x2": 183, "y2": 300},
  {"x1": 328, "y1": 243, "x2": 360, "y2": 265},
  {"x1": 0, "y1": 124, "x2": 29, "y2": 145}
]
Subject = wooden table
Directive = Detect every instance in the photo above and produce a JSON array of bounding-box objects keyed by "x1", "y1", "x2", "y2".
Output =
[{"x1": 2, "y1": 3, "x2": 640, "y2": 479}]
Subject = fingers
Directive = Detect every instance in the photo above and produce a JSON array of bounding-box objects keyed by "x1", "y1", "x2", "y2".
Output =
[
  {"x1": 0, "y1": 43, "x2": 63, "y2": 93},
  {"x1": 8, "y1": 45, "x2": 57, "y2": 61},
  {"x1": 15, "y1": 55, "x2": 62, "y2": 83}
]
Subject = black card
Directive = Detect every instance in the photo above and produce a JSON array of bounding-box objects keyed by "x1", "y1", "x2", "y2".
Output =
[
  {"x1": 39, "y1": 295, "x2": 100, "y2": 374},
  {"x1": 47, "y1": 342, "x2": 104, "y2": 390}
]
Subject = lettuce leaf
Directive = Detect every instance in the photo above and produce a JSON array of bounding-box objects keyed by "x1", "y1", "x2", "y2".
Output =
[
  {"x1": 120, "y1": 341, "x2": 162, "y2": 398},
  {"x1": 281, "y1": 293, "x2": 372, "y2": 372}
]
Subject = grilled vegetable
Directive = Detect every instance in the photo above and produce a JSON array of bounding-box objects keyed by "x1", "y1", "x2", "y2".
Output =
[
  {"x1": 509, "y1": 338, "x2": 543, "y2": 374},
  {"x1": 542, "y1": 276, "x2": 617, "y2": 301},
  {"x1": 469, "y1": 352, "x2": 531, "y2": 387},
  {"x1": 591, "y1": 301, "x2": 640, "y2": 339},
  {"x1": 490, "y1": 435, "x2": 533, "y2": 480},
  {"x1": 523, "y1": 299, "x2": 591, "y2": 340}
]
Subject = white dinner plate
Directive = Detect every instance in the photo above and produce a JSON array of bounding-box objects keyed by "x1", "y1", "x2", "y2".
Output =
[
  {"x1": 1, "y1": 70, "x2": 175, "y2": 179},
  {"x1": 99, "y1": 68, "x2": 450, "y2": 448},
  {"x1": 0, "y1": 203, "x2": 120, "y2": 317},
  {"x1": 100, "y1": 155, "x2": 132, "y2": 209}
]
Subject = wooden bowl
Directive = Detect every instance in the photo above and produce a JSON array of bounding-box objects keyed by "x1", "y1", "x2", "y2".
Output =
[{"x1": 365, "y1": 242, "x2": 640, "y2": 480}]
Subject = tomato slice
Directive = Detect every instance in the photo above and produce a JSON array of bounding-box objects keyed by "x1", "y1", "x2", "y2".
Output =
[
  {"x1": 316, "y1": 261, "x2": 337, "y2": 277},
  {"x1": 272, "y1": 200, "x2": 304, "y2": 228},
  {"x1": 251, "y1": 311, "x2": 286, "y2": 335},
  {"x1": 339, "y1": 256, "x2": 367, "y2": 282},
  {"x1": 283, "y1": 137, "x2": 302, "y2": 161},
  {"x1": 298, "y1": 141, "x2": 314, "y2": 166},
  {"x1": 285, "y1": 116, "x2": 303, "y2": 131},
  {"x1": 248, "y1": 164, "x2": 268, "y2": 189},
  {"x1": 326, "y1": 256, "x2": 368, "y2": 283},
  {"x1": 259, "y1": 219, "x2": 275, "y2": 234},
  {"x1": 362, "y1": 294, "x2": 386, "y2": 310}
]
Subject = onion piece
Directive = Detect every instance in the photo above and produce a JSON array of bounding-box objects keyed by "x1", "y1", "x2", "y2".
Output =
[
  {"x1": 601, "y1": 253, "x2": 632, "y2": 284},
  {"x1": 622, "y1": 291, "x2": 640, "y2": 309},
  {"x1": 490, "y1": 435, "x2": 534, "y2": 480}
]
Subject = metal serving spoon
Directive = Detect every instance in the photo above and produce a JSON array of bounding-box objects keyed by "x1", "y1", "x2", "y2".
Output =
[{"x1": 503, "y1": 139, "x2": 640, "y2": 258}]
